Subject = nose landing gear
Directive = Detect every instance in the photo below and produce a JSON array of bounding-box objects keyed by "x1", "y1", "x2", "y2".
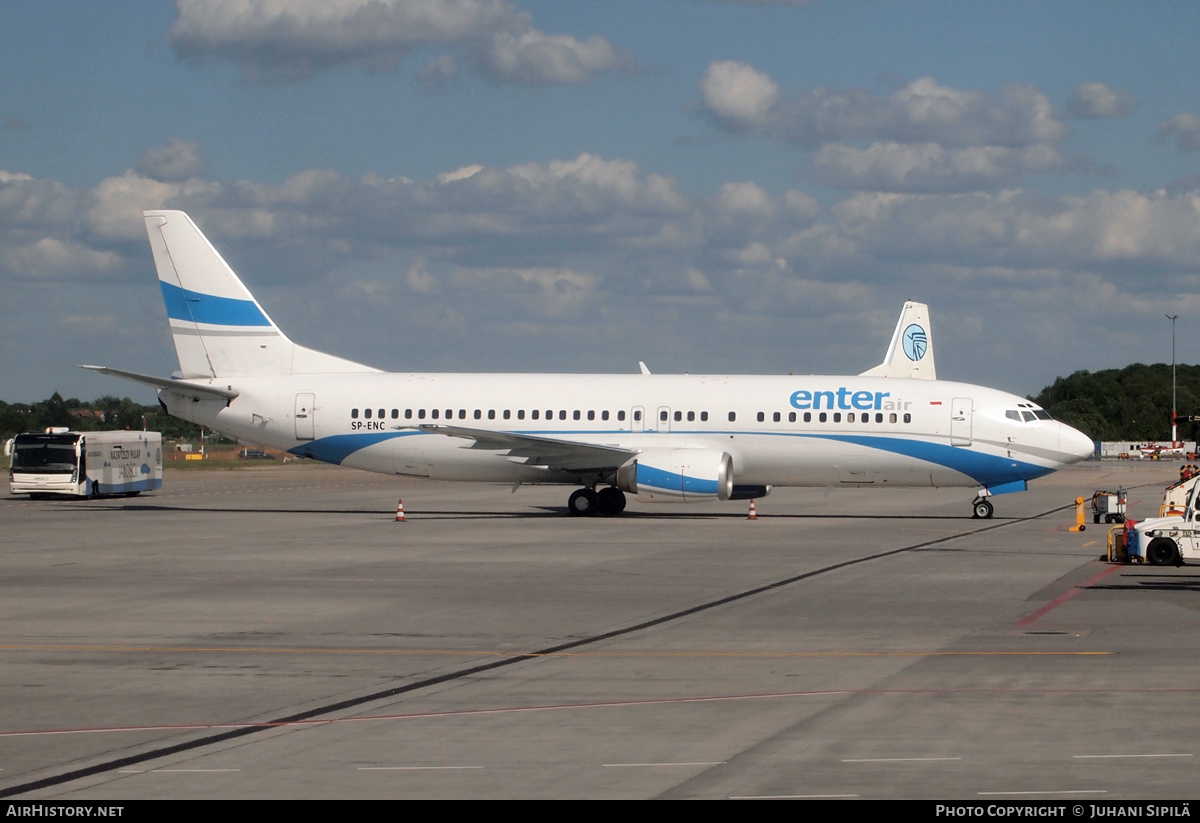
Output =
[{"x1": 972, "y1": 496, "x2": 994, "y2": 519}]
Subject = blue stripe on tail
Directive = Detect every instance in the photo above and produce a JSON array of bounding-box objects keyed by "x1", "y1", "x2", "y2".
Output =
[{"x1": 160, "y1": 281, "x2": 271, "y2": 327}]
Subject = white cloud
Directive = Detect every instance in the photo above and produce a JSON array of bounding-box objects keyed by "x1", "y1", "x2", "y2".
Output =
[
  {"x1": 169, "y1": 0, "x2": 631, "y2": 85},
  {"x1": 1066, "y1": 82, "x2": 1136, "y2": 119},
  {"x1": 88, "y1": 171, "x2": 218, "y2": 241},
  {"x1": 698, "y1": 60, "x2": 780, "y2": 128},
  {"x1": 1157, "y1": 112, "x2": 1200, "y2": 153},
  {"x1": 136, "y1": 138, "x2": 205, "y2": 182},
  {"x1": 2, "y1": 238, "x2": 122, "y2": 279},
  {"x1": 812, "y1": 141, "x2": 1073, "y2": 193},
  {"x1": 9, "y1": 151, "x2": 1200, "y2": 396},
  {"x1": 695, "y1": 65, "x2": 1067, "y2": 149},
  {"x1": 481, "y1": 29, "x2": 629, "y2": 85}
]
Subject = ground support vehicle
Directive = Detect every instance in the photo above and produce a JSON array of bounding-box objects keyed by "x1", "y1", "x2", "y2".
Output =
[{"x1": 7, "y1": 429, "x2": 162, "y2": 498}]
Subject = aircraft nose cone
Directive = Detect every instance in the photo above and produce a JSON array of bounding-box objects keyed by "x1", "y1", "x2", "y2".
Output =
[{"x1": 1060, "y1": 423, "x2": 1095, "y2": 464}]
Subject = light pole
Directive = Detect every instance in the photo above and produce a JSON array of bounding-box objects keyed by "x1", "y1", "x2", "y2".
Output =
[{"x1": 1166, "y1": 314, "x2": 1179, "y2": 443}]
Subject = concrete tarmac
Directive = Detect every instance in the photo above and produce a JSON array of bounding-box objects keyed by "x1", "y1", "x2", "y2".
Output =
[{"x1": 1, "y1": 461, "x2": 1198, "y2": 799}]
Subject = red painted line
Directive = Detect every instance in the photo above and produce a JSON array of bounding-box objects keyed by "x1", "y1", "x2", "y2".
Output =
[{"x1": 1016, "y1": 564, "x2": 1124, "y2": 626}]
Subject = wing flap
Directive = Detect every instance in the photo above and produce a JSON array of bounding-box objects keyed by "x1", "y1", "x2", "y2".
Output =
[{"x1": 417, "y1": 424, "x2": 637, "y2": 472}]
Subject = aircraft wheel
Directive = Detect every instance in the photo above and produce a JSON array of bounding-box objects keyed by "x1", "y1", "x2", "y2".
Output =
[
  {"x1": 1147, "y1": 538, "x2": 1179, "y2": 567},
  {"x1": 973, "y1": 500, "x2": 994, "y2": 519},
  {"x1": 597, "y1": 487, "x2": 626, "y2": 516},
  {"x1": 568, "y1": 488, "x2": 599, "y2": 517}
]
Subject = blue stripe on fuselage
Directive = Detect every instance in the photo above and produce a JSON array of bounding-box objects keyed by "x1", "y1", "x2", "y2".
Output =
[
  {"x1": 161, "y1": 281, "x2": 271, "y2": 327},
  {"x1": 288, "y1": 431, "x2": 424, "y2": 464},
  {"x1": 794, "y1": 433, "x2": 1051, "y2": 488},
  {"x1": 286, "y1": 429, "x2": 1048, "y2": 490}
]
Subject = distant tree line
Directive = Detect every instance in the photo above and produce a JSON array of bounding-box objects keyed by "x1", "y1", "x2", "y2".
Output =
[
  {"x1": 1032, "y1": 363, "x2": 1200, "y2": 442},
  {"x1": 0, "y1": 393, "x2": 228, "y2": 443}
]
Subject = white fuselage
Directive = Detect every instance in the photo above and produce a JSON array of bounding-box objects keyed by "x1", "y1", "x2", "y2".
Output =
[{"x1": 160, "y1": 372, "x2": 1093, "y2": 491}]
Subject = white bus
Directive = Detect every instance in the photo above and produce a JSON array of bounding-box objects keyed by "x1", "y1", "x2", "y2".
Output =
[{"x1": 6, "y1": 429, "x2": 162, "y2": 498}]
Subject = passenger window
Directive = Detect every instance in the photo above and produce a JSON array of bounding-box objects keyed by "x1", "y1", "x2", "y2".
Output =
[
  {"x1": 431, "y1": 409, "x2": 439, "y2": 419},
  {"x1": 660, "y1": 410, "x2": 668, "y2": 422},
  {"x1": 701, "y1": 411, "x2": 708, "y2": 422},
  {"x1": 904, "y1": 413, "x2": 912, "y2": 423},
  {"x1": 459, "y1": 410, "x2": 466, "y2": 419},
  {"x1": 757, "y1": 412, "x2": 765, "y2": 422},
  {"x1": 391, "y1": 409, "x2": 399, "y2": 419},
  {"x1": 773, "y1": 412, "x2": 781, "y2": 423},
  {"x1": 833, "y1": 413, "x2": 841, "y2": 423},
  {"x1": 588, "y1": 410, "x2": 595, "y2": 421},
  {"x1": 804, "y1": 412, "x2": 811, "y2": 423},
  {"x1": 674, "y1": 411, "x2": 682, "y2": 422},
  {"x1": 532, "y1": 410, "x2": 539, "y2": 420},
  {"x1": 445, "y1": 409, "x2": 452, "y2": 419},
  {"x1": 788, "y1": 412, "x2": 796, "y2": 422},
  {"x1": 875, "y1": 413, "x2": 883, "y2": 423},
  {"x1": 490, "y1": 410, "x2": 497, "y2": 420},
  {"x1": 546, "y1": 410, "x2": 552, "y2": 419},
  {"x1": 848, "y1": 413, "x2": 856, "y2": 423},
  {"x1": 418, "y1": 409, "x2": 426, "y2": 420},
  {"x1": 517, "y1": 410, "x2": 524, "y2": 420},
  {"x1": 474, "y1": 410, "x2": 481, "y2": 419},
  {"x1": 619, "y1": 410, "x2": 628, "y2": 422},
  {"x1": 687, "y1": 411, "x2": 695, "y2": 422},
  {"x1": 405, "y1": 409, "x2": 412, "y2": 419},
  {"x1": 351, "y1": 409, "x2": 359, "y2": 419},
  {"x1": 889, "y1": 413, "x2": 896, "y2": 423},
  {"x1": 728, "y1": 412, "x2": 736, "y2": 422},
  {"x1": 377, "y1": 409, "x2": 384, "y2": 419},
  {"x1": 574, "y1": 410, "x2": 581, "y2": 420},
  {"x1": 365, "y1": 408, "x2": 372, "y2": 419},
  {"x1": 601, "y1": 410, "x2": 609, "y2": 421},
  {"x1": 819, "y1": 412, "x2": 827, "y2": 423},
  {"x1": 632, "y1": 410, "x2": 640, "y2": 422}
]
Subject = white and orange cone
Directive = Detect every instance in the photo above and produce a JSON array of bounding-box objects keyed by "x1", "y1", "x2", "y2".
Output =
[
  {"x1": 395, "y1": 499, "x2": 406, "y2": 522},
  {"x1": 748, "y1": 499, "x2": 758, "y2": 520}
]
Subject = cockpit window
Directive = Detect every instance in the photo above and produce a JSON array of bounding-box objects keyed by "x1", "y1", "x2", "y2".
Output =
[
  {"x1": 1006, "y1": 410, "x2": 1021, "y2": 421},
  {"x1": 1021, "y1": 411, "x2": 1036, "y2": 422},
  {"x1": 1034, "y1": 410, "x2": 1052, "y2": 420}
]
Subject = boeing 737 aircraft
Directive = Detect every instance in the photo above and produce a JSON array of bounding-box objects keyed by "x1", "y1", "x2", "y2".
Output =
[{"x1": 84, "y1": 210, "x2": 1094, "y2": 517}]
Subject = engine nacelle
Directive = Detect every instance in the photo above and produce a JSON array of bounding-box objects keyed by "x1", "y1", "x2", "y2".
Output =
[{"x1": 616, "y1": 449, "x2": 734, "y2": 503}]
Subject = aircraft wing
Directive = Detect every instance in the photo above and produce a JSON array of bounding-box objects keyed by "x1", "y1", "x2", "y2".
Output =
[
  {"x1": 417, "y1": 424, "x2": 637, "y2": 473},
  {"x1": 80, "y1": 365, "x2": 240, "y2": 402}
]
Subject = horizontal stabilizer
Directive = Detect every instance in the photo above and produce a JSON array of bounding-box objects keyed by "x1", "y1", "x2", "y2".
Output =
[
  {"x1": 860, "y1": 301, "x2": 936, "y2": 380},
  {"x1": 79, "y1": 365, "x2": 239, "y2": 402}
]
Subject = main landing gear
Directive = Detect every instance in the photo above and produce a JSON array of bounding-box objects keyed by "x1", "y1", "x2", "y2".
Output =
[{"x1": 568, "y1": 486, "x2": 627, "y2": 516}]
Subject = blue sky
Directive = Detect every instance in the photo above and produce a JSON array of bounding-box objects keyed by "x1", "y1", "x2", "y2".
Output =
[{"x1": 3, "y1": 0, "x2": 1200, "y2": 406}]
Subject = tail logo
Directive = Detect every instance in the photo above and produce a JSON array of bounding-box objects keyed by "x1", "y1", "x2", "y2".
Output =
[{"x1": 902, "y1": 324, "x2": 928, "y2": 362}]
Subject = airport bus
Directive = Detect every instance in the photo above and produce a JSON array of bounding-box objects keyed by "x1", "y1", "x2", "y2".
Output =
[{"x1": 6, "y1": 429, "x2": 162, "y2": 498}]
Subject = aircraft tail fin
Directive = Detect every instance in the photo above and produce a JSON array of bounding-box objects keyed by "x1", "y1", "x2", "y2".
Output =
[
  {"x1": 859, "y1": 301, "x2": 936, "y2": 380},
  {"x1": 144, "y1": 211, "x2": 376, "y2": 379}
]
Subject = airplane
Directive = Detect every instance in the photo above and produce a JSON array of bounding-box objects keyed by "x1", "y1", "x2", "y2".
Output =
[{"x1": 83, "y1": 210, "x2": 1096, "y2": 518}]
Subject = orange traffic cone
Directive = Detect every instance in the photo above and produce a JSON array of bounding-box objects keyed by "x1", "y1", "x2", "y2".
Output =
[
  {"x1": 395, "y1": 499, "x2": 406, "y2": 522},
  {"x1": 748, "y1": 499, "x2": 758, "y2": 520}
]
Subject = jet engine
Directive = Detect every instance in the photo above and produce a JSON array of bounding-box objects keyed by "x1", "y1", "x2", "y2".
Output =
[{"x1": 616, "y1": 449, "x2": 734, "y2": 503}]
